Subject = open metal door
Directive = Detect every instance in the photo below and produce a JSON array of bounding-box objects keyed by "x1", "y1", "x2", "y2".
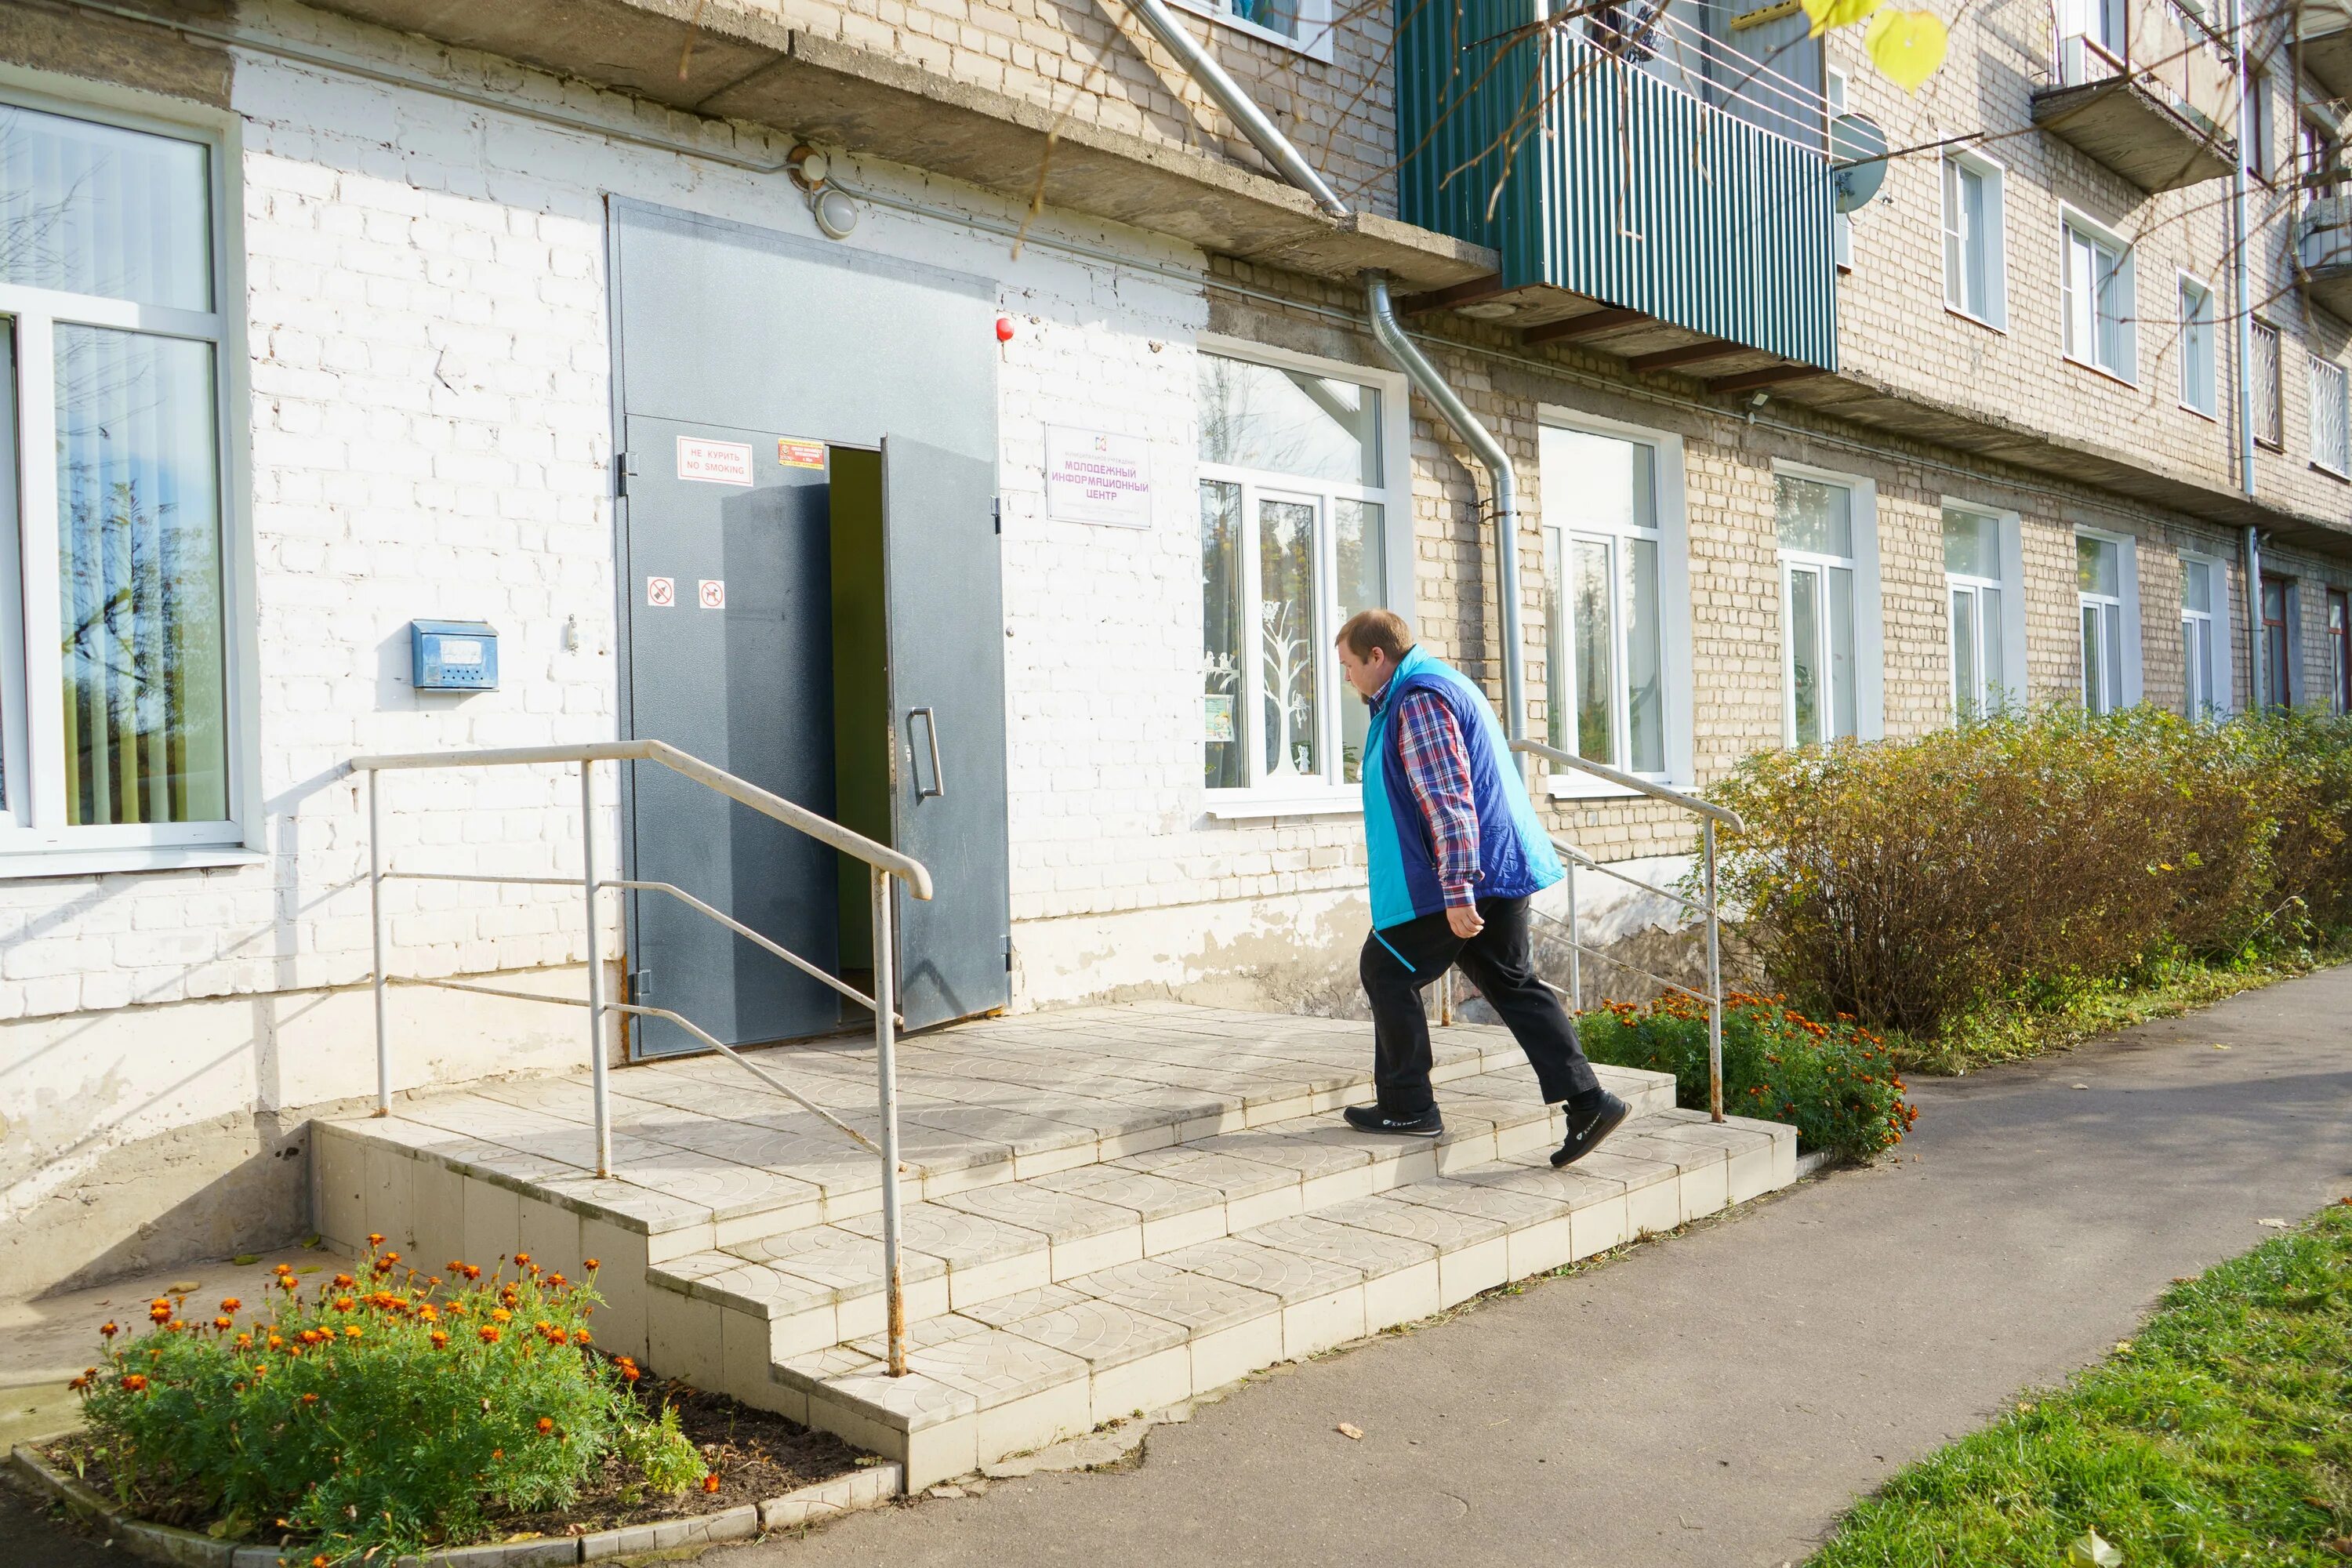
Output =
[{"x1": 880, "y1": 437, "x2": 1011, "y2": 1030}]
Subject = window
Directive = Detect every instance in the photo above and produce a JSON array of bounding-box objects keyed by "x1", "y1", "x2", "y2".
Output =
[
  {"x1": 2251, "y1": 319, "x2": 2284, "y2": 447},
  {"x1": 2313, "y1": 356, "x2": 2350, "y2": 476},
  {"x1": 2246, "y1": 66, "x2": 2271, "y2": 180},
  {"x1": 1828, "y1": 70, "x2": 1853, "y2": 270},
  {"x1": 0, "y1": 96, "x2": 238, "y2": 864},
  {"x1": 1198, "y1": 351, "x2": 1389, "y2": 795},
  {"x1": 2056, "y1": 0, "x2": 2125, "y2": 80},
  {"x1": 2329, "y1": 588, "x2": 2350, "y2": 714},
  {"x1": 2261, "y1": 576, "x2": 2295, "y2": 708},
  {"x1": 1944, "y1": 508, "x2": 2009, "y2": 720},
  {"x1": 2180, "y1": 556, "x2": 2223, "y2": 719},
  {"x1": 1541, "y1": 428, "x2": 1665, "y2": 777},
  {"x1": 2078, "y1": 534, "x2": 2129, "y2": 713},
  {"x1": 2178, "y1": 274, "x2": 2216, "y2": 417},
  {"x1": 2062, "y1": 215, "x2": 2136, "y2": 380},
  {"x1": 1170, "y1": 0, "x2": 1332, "y2": 55},
  {"x1": 1943, "y1": 153, "x2": 2005, "y2": 325},
  {"x1": 1778, "y1": 474, "x2": 1862, "y2": 744}
]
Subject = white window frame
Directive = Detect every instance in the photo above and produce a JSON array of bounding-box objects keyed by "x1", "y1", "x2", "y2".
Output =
[
  {"x1": 2060, "y1": 205, "x2": 2138, "y2": 384},
  {"x1": 2310, "y1": 354, "x2": 2350, "y2": 477},
  {"x1": 1196, "y1": 335, "x2": 1411, "y2": 817},
  {"x1": 2177, "y1": 550, "x2": 2234, "y2": 721},
  {"x1": 1941, "y1": 148, "x2": 2008, "y2": 329},
  {"x1": 1167, "y1": 0, "x2": 1338, "y2": 61},
  {"x1": 1941, "y1": 502, "x2": 2026, "y2": 720},
  {"x1": 1827, "y1": 69, "x2": 1853, "y2": 272},
  {"x1": 0, "y1": 71, "x2": 258, "y2": 877},
  {"x1": 2075, "y1": 528, "x2": 2143, "y2": 714},
  {"x1": 1773, "y1": 462, "x2": 1885, "y2": 746},
  {"x1": 2177, "y1": 270, "x2": 2217, "y2": 419},
  {"x1": 1534, "y1": 408, "x2": 1695, "y2": 800},
  {"x1": 2251, "y1": 317, "x2": 2284, "y2": 447}
]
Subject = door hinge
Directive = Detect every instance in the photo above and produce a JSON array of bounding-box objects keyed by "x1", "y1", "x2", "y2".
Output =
[
  {"x1": 630, "y1": 967, "x2": 652, "y2": 1001},
  {"x1": 993, "y1": 498, "x2": 1002, "y2": 535}
]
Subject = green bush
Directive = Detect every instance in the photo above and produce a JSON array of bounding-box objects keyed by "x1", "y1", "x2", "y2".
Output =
[
  {"x1": 1576, "y1": 991, "x2": 1918, "y2": 1163},
  {"x1": 1708, "y1": 705, "x2": 2351, "y2": 1038},
  {"x1": 71, "y1": 1243, "x2": 704, "y2": 1564}
]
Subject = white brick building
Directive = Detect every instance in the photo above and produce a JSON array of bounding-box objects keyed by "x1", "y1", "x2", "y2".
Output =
[{"x1": 1, "y1": 0, "x2": 2347, "y2": 1300}]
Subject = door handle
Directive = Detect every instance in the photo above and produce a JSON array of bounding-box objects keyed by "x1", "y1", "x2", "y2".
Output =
[{"x1": 909, "y1": 706, "x2": 946, "y2": 800}]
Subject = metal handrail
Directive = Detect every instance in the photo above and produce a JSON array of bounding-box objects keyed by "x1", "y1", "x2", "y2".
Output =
[
  {"x1": 1511, "y1": 738, "x2": 1736, "y2": 1121},
  {"x1": 351, "y1": 739, "x2": 931, "y2": 1377}
]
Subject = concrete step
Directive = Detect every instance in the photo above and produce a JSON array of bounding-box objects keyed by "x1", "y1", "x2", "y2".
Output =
[
  {"x1": 640, "y1": 1064, "x2": 1679, "y2": 1364},
  {"x1": 742, "y1": 1109, "x2": 1797, "y2": 1487}
]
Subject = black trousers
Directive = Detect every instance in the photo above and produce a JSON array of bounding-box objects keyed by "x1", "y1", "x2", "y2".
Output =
[{"x1": 1359, "y1": 895, "x2": 1600, "y2": 1117}]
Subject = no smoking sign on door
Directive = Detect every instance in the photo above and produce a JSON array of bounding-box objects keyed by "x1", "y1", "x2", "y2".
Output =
[{"x1": 645, "y1": 576, "x2": 675, "y2": 608}]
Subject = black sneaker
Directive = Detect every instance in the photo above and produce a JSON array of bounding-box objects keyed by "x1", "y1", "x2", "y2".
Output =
[
  {"x1": 1551, "y1": 1091, "x2": 1629, "y2": 1167},
  {"x1": 1343, "y1": 1104, "x2": 1443, "y2": 1138}
]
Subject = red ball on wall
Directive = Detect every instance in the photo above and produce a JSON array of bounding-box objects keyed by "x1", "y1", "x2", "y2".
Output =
[{"x1": 995, "y1": 317, "x2": 1015, "y2": 343}]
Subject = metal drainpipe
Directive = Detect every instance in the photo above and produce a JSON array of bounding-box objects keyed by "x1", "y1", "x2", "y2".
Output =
[
  {"x1": 1113, "y1": 0, "x2": 1531, "y2": 745},
  {"x1": 2227, "y1": 0, "x2": 2263, "y2": 710}
]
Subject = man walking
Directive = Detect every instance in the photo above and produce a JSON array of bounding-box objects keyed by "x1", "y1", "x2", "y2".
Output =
[{"x1": 1334, "y1": 608, "x2": 1629, "y2": 1167}]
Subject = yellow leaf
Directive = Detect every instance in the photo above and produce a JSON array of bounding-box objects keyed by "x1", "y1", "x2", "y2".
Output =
[
  {"x1": 1800, "y1": 0, "x2": 1882, "y2": 36},
  {"x1": 1865, "y1": 8, "x2": 1948, "y2": 91}
]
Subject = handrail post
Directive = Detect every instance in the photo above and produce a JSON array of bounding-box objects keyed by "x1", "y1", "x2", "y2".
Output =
[
  {"x1": 368, "y1": 768, "x2": 390, "y2": 1116},
  {"x1": 582, "y1": 760, "x2": 612, "y2": 1178},
  {"x1": 1704, "y1": 818, "x2": 1723, "y2": 1123},
  {"x1": 1563, "y1": 853, "x2": 1581, "y2": 1011},
  {"x1": 872, "y1": 865, "x2": 908, "y2": 1377}
]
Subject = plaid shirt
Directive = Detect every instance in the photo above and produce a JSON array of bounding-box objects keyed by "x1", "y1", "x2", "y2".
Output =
[{"x1": 1392, "y1": 686, "x2": 1480, "y2": 911}]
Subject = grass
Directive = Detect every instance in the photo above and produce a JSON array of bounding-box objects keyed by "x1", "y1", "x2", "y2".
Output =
[
  {"x1": 1806, "y1": 1200, "x2": 2352, "y2": 1567},
  {"x1": 1888, "y1": 931, "x2": 2352, "y2": 1077}
]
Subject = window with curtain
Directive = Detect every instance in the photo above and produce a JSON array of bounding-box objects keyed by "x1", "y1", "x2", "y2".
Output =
[
  {"x1": 2252, "y1": 319, "x2": 2283, "y2": 446},
  {"x1": 2180, "y1": 557, "x2": 2220, "y2": 720},
  {"x1": 1778, "y1": 474, "x2": 1860, "y2": 745},
  {"x1": 1197, "y1": 351, "x2": 1388, "y2": 794},
  {"x1": 2178, "y1": 275, "x2": 2216, "y2": 416},
  {"x1": 2262, "y1": 577, "x2": 2295, "y2": 708},
  {"x1": 2061, "y1": 216, "x2": 2136, "y2": 380},
  {"x1": 1541, "y1": 427, "x2": 1666, "y2": 779},
  {"x1": 0, "y1": 98, "x2": 232, "y2": 854},
  {"x1": 2310, "y1": 357, "x2": 2350, "y2": 476},
  {"x1": 1942, "y1": 154, "x2": 2004, "y2": 325},
  {"x1": 2328, "y1": 588, "x2": 2350, "y2": 714},
  {"x1": 1944, "y1": 507, "x2": 2008, "y2": 720},
  {"x1": 2078, "y1": 535, "x2": 2127, "y2": 714}
]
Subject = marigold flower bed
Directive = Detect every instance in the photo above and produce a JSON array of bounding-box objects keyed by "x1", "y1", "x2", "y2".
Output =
[{"x1": 50, "y1": 1243, "x2": 867, "y2": 1564}]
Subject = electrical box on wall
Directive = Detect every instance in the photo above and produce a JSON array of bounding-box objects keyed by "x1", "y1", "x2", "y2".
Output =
[{"x1": 411, "y1": 620, "x2": 498, "y2": 691}]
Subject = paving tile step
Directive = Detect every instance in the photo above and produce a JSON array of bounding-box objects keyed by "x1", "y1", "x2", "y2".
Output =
[
  {"x1": 643, "y1": 1064, "x2": 1679, "y2": 1361},
  {"x1": 744, "y1": 1108, "x2": 1798, "y2": 1487}
]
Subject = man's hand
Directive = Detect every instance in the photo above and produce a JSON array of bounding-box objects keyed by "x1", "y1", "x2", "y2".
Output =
[{"x1": 1446, "y1": 904, "x2": 1484, "y2": 939}]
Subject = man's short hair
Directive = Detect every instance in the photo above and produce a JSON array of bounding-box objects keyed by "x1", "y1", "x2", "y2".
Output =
[{"x1": 1337, "y1": 608, "x2": 1416, "y2": 664}]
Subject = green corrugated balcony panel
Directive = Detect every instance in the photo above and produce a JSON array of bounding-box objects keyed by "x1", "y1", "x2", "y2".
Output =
[{"x1": 1395, "y1": 0, "x2": 1840, "y2": 371}]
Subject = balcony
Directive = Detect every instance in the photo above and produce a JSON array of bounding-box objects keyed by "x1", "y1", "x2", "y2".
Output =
[
  {"x1": 2301, "y1": 5, "x2": 2352, "y2": 102},
  {"x1": 2030, "y1": 3, "x2": 2236, "y2": 191},
  {"x1": 2299, "y1": 193, "x2": 2352, "y2": 320},
  {"x1": 1394, "y1": 0, "x2": 1838, "y2": 376}
]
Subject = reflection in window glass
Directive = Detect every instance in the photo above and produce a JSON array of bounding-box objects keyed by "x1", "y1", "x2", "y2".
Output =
[
  {"x1": 2078, "y1": 534, "x2": 2119, "y2": 596},
  {"x1": 1200, "y1": 481, "x2": 1245, "y2": 789},
  {"x1": 1258, "y1": 497, "x2": 1319, "y2": 779},
  {"x1": 1942, "y1": 510, "x2": 1997, "y2": 577},
  {"x1": 1788, "y1": 568, "x2": 1823, "y2": 744},
  {"x1": 1334, "y1": 499, "x2": 1383, "y2": 782},
  {"x1": 1571, "y1": 536, "x2": 1614, "y2": 763},
  {"x1": 1541, "y1": 428, "x2": 1667, "y2": 778},
  {"x1": 1198, "y1": 355, "x2": 1381, "y2": 485},
  {"x1": 0, "y1": 104, "x2": 212, "y2": 311},
  {"x1": 55, "y1": 325, "x2": 227, "y2": 826},
  {"x1": 1624, "y1": 536, "x2": 1663, "y2": 773},
  {"x1": 1776, "y1": 475, "x2": 1853, "y2": 556}
]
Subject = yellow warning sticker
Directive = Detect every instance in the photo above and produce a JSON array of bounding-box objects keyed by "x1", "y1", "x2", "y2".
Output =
[{"x1": 779, "y1": 437, "x2": 826, "y2": 470}]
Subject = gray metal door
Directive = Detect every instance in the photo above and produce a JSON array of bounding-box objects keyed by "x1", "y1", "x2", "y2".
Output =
[
  {"x1": 882, "y1": 437, "x2": 1012, "y2": 1030},
  {"x1": 620, "y1": 416, "x2": 838, "y2": 1054}
]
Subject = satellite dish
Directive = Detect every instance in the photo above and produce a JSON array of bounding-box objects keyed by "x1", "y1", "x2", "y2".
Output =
[{"x1": 1831, "y1": 112, "x2": 1889, "y2": 213}]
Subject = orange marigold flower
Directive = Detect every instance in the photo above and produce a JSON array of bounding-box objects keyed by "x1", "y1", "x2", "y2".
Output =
[
  {"x1": 513, "y1": 1252, "x2": 531, "y2": 1267},
  {"x1": 417, "y1": 1305, "x2": 440, "y2": 1323},
  {"x1": 302, "y1": 1392, "x2": 319, "y2": 1405},
  {"x1": 490, "y1": 1308, "x2": 512, "y2": 1323},
  {"x1": 332, "y1": 1273, "x2": 356, "y2": 1290},
  {"x1": 535, "y1": 1417, "x2": 554, "y2": 1434},
  {"x1": 429, "y1": 1330, "x2": 450, "y2": 1349},
  {"x1": 149, "y1": 1303, "x2": 172, "y2": 1323},
  {"x1": 220, "y1": 1298, "x2": 241, "y2": 1312},
  {"x1": 332, "y1": 1298, "x2": 356, "y2": 1314},
  {"x1": 67, "y1": 1376, "x2": 89, "y2": 1392},
  {"x1": 267, "y1": 1334, "x2": 285, "y2": 1351},
  {"x1": 478, "y1": 1326, "x2": 502, "y2": 1344},
  {"x1": 278, "y1": 1276, "x2": 299, "y2": 1293},
  {"x1": 463, "y1": 1265, "x2": 481, "y2": 1281},
  {"x1": 343, "y1": 1326, "x2": 363, "y2": 1341},
  {"x1": 366, "y1": 1232, "x2": 385, "y2": 1248},
  {"x1": 491, "y1": 1448, "x2": 503, "y2": 1461},
  {"x1": 583, "y1": 1258, "x2": 600, "y2": 1271},
  {"x1": 100, "y1": 1322, "x2": 118, "y2": 1339},
  {"x1": 546, "y1": 1273, "x2": 567, "y2": 1289},
  {"x1": 234, "y1": 1333, "x2": 253, "y2": 1349},
  {"x1": 621, "y1": 1364, "x2": 641, "y2": 1382},
  {"x1": 214, "y1": 1316, "x2": 234, "y2": 1331},
  {"x1": 314, "y1": 1556, "x2": 331, "y2": 1567},
  {"x1": 572, "y1": 1328, "x2": 591, "y2": 1345},
  {"x1": 164, "y1": 1320, "x2": 186, "y2": 1334},
  {"x1": 702, "y1": 1472, "x2": 720, "y2": 1494},
  {"x1": 122, "y1": 1374, "x2": 147, "y2": 1392}
]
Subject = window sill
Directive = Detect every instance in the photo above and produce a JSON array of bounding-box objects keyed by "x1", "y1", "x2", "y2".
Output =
[
  {"x1": 1946, "y1": 303, "x2": 2008, "y2": 334},
  {"x1": 1163, "y1": 0, "x2": 1336, "y2": 60},
  {"x1": 2313, "y1": 461, "x2": 2349, "y2": 482},
  {"x1": 0, "y1": 844, "x2": 265, "y2": 882},
  {"x1": 2061, "y1": 353, "x2": 2138, "y2": 389},
  {"x1": 1203, "y1": 791, "x2": 1362, "y2": 821},
  {"x1": 1544, "y1": 773, "x2": 1690, "y2": 803},
  {"x1": 2180, "y1": 399, "x2": 2218, "y2": 423}
]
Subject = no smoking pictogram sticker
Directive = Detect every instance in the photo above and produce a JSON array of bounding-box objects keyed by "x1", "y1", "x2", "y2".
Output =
[
  {"x1": 698, "y1": 579, "x2": 726, "y2": 609},
  {"x1": 645, "y1": 576, "x2": 675, "y2": 608}
]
